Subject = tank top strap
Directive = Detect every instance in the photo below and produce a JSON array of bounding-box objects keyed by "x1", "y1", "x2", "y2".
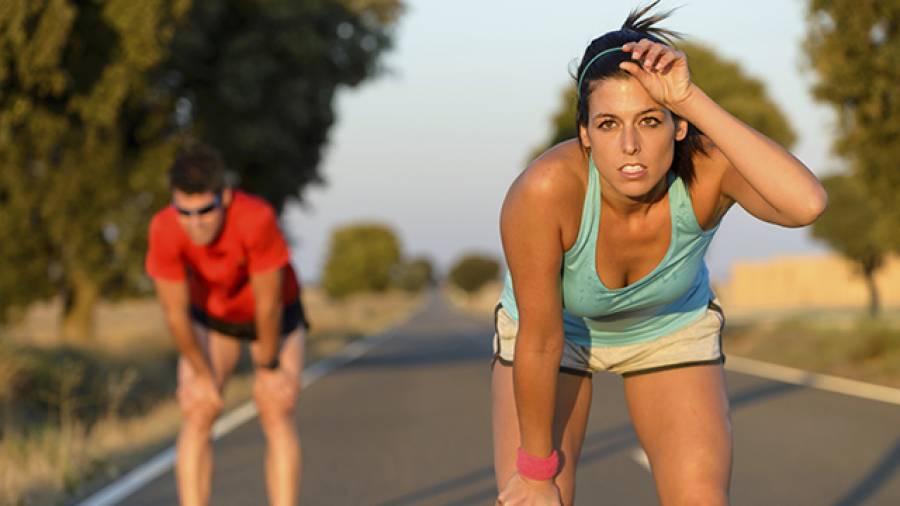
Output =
[
  {"x1": 567, "y1": 156, "x2": 601, "y2": 257},
  {"x1": 665, "y1": 171, "x2": 690, "y2": 228}
]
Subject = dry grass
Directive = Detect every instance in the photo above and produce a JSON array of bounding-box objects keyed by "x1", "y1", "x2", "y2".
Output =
[
  {"x1": 724, "y1": 313, "x2": 900, "y2": 388},
  {"x1": 1, "y1": 400, "x2": 182, "y2": 505},
  {"x1": 305, "y1": 287, "x2": 428, "y2": 337},
  {"x1": 0, "y1": 374, "x2": 257, "y2": 506},
  {"x1": 0, "y1": 287, "x2": 426, "y2": 506},
  {"x1": 445, "y1": 281, "x2": 502, "y2": 318}
]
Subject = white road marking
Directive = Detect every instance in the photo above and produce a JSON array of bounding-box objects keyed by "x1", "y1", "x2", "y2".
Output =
[
  {"x1": 630, "y1": 448, "x2": 651, "y2": 472},
  {"x1": 725, "y1": 355, "x2": 900, "y2": 406},
  {"x1": 77, "y1": 330, "x2": 394, "y2": 506}
]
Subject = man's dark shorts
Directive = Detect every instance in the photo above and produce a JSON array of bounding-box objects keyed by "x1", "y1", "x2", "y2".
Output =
[{"x1": 190, "y1": 299, "x2": 309, "y2": 341}]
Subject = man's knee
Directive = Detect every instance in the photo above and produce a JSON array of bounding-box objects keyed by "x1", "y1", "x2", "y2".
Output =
[
  {"x1": 178, "y1": 395, "x2": 222, "y2": 430},
  {"x1": 253, "y1": 383, "x2": 299, "y2": 424}
]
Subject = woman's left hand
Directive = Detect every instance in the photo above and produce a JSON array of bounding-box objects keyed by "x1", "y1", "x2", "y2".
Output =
[{"x1": 620, "y1": 39, "x2": 694, "y2": 112}]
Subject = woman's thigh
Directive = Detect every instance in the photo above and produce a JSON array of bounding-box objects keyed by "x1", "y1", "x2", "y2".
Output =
[
  {"x1": 492, "y1": 364, "x2": 592, "y2": 506},
  {"x1": 624, "y1": 364, "x2": 732, "y2": 505}
]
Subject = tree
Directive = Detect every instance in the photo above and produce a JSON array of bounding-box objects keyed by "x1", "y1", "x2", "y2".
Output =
[
  {"x1": 160, "y1": 0, "x2": 403, "y2": 212},
  {"x1": 0, "y1": 0, "x2": 188, "y2": 339},
  {"x1": 803, "y1": 1, "x2": 900, "y2": 250},
  {"x1": 811, "y1": 174, "x2": 886, "y2": 317},
  {"x1": 530, "y1": 42, "x2": 797, "y2": 161},
  {"x1": 0, "y1": 0, "x2": 403, "y2": 339},
  {"x1": 392, "y1": 256, "x2": 434, "y2": 293},
  {"x1": 322, "y1": 223, "x2": 402, "y2": 298},
  {"x1": 448, "y1": 254, "x2": 500, "y2": 294}
]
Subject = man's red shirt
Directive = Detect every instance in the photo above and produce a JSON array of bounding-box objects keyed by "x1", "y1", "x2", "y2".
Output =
[{"x1": 146, "y1": 191, "x2": 300, "y2": 323}]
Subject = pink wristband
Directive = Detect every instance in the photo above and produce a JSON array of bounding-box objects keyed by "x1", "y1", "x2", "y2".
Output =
[{"x1": 516, "y1": 447, "x2": 559, "y2": 481}]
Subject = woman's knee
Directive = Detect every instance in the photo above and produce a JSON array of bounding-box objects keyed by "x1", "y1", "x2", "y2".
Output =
[{"x1": 665, "y1": 484, "x2": 729, "y2": 506}]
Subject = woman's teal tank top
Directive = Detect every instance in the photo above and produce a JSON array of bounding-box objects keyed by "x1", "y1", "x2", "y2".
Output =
[{"x1": 499, "y1": 157, "x2": 719, "y2": 347}]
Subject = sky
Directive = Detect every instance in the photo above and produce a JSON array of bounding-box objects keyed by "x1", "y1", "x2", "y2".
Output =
[{"x1": 284, "y1": 0, "x2": 839, "y2": 284}]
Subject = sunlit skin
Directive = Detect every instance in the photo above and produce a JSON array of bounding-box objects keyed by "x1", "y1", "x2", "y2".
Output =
[
  {"x1": 172, "y1": 189, "x2": 233, "y2": 246},
  {"x1": 160, "y1": 186, "x2": 303, "y2": 505},
  {"x1": 495, "y1": 35, "x2": 827, "y2": 506}
]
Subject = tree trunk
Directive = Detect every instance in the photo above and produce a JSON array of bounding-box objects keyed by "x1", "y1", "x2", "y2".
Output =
[
  {"x1": 863, "y1": 264, "x2": 880, "y2": 319},
  {"x1": 60, "y1": 271, "x2": 99, "y2": 342}
]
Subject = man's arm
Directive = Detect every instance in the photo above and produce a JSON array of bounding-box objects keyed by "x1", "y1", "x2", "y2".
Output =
[
  {"x1": 251, "y1": 267, "x2": 283, "y2": 368},
  {"x1": 154, "y1": 279, "x2": 213, "y2": 379}
]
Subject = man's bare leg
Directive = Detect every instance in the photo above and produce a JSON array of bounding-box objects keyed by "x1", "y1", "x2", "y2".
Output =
[
  {"x1": 176, "y1": 325, "x2": 241, "y2": 506},
  {"x1": 252, "y1": 329, "x2": 304, "y2": 506}
]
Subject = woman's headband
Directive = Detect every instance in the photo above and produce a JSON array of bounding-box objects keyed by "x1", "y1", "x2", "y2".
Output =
[{"x1": 577, "y1": 47, "x2": 625, "y2": 96}]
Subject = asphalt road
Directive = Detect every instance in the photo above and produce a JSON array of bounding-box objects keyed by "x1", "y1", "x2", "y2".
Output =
[{"x1": 123, "y1": 294, "x2": 900, "y2": 505}]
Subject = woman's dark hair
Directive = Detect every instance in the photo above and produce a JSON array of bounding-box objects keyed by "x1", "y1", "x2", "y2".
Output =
[
  {"x1": 574, "y1": 1, "x2": 706, "y2": 186},
  {"x1": 169, "y1": 141, "x2": 226, "y2": 194}
]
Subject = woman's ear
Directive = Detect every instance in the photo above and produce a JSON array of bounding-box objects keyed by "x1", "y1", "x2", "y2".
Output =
[
  {"x1": 578, "y1": 123, "x2": 591, "y2": 149},
  {"x1": 222, "y1": 188, "x2": 233, "y2": 206},
  {"x1": 674, "y1": 116, "x2": 688, "y2": 141}
]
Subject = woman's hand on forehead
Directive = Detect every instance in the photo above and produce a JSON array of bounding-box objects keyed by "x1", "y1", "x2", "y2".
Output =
[{"x1": 620, "y1": 39, "x2": 694, "y2": 113}]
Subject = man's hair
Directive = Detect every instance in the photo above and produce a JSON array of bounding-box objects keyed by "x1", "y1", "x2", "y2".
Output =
[{"x1": 169, "y1": 141, "x2": 226, "y2": 194}]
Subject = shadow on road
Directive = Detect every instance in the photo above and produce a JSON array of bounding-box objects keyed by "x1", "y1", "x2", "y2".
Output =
[{"x1": 834, "y1": 437, "x2": 900, "y2": 506}]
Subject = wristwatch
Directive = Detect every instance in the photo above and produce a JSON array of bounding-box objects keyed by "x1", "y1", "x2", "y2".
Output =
[{"x1": 257, "y1": 356, "x2": 280, "y2": 370}]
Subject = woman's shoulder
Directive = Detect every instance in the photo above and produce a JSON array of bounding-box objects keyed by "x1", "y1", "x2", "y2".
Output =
[{"x1": 510, "y1": 139, "x2": 586, "y2": 202}]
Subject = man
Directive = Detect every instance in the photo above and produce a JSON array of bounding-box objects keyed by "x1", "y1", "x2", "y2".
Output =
[{"x1": 146, "y1": 142, "x2": 307, "y2": 506}]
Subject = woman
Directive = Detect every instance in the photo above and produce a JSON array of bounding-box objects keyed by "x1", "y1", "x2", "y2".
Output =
[{"x1": 492, "y1": 3, "x2": 827, "y2": 505}]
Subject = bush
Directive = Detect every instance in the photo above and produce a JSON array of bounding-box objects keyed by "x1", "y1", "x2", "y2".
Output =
[
  {"x1": 392, "y1": 257, "x2": 434, "y2": 293},
  {"x1": 448, "y1": 254, "x2": 500, "y2": 293},
  {"x1": 0, "y1": 341, "x2": 174, "y2": 433},
  {"x1": 322, "y1": 223, "x2": 402, "y2": 298}
]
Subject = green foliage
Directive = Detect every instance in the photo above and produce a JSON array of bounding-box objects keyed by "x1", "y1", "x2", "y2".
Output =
[
  {"x1": 162, "y1": 0, "x2": 403, "y2": 213},
  {"x1": 812, "y1": 175, "x2": 883, "y2": 270},
  {"x1": 0, "y1": 339, "x2": 174, "y2": 432},
  {"x1": 322, "y1": 223, "x2": 402, "y2": 298},
  {"x1": 392, "y1": 256, "x2": 434, "y2": 293},
  {"x1": 811, "y1": 174, "x2": 886, "y2": 315},
  {"x1": 529, "y1": 42, "x2": 797, "y2": 162},
  {"x1": 0, "y1": 0, "x2": 187, "y2": 337},
  {"x1": 803, "y1": 0, "x2": 900, "y2": 250},
  {"x1": 0, "y1": 0, "x2": 402, "y2": 338},
  {"x1": 448, "y1": 254, "x2": 500, "y2": 294}
]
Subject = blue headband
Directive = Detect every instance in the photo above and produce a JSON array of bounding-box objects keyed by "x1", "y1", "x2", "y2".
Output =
[{"x1": 577, "y1": 47, "x2": 625, "y2": 95}]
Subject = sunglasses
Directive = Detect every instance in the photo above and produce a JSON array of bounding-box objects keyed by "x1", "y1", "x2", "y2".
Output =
[{"x1": 172, "y1": 194, "x2": 222, "y2": 217}]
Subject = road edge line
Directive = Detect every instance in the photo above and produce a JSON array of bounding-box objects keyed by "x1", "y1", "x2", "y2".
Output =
[{"x1": 726, "y1": 355, "x2": 900, "y2": 406}]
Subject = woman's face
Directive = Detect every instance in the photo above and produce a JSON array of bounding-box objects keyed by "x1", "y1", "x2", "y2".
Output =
[{"x1": 578, "y1": 76, "x2": 687, "y2": 201}]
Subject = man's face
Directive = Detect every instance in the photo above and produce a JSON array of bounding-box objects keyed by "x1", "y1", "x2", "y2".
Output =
[{"x1": 171, "y1": 189, "x2": 230, "y2": 246}]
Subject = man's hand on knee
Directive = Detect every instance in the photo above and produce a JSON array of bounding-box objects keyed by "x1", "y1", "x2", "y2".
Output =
[{"x1": 178, "y1": 374, "x2": 224, "y2": 421}]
